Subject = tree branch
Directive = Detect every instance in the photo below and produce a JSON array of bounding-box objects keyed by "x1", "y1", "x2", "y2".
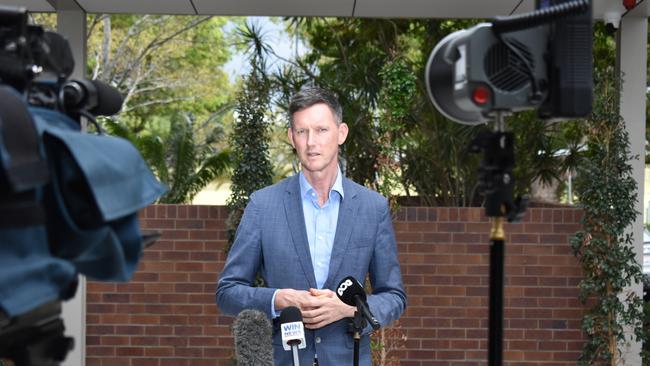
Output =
[{"x1": 122, "y1": 96, "x2": 197, "y2": 113}]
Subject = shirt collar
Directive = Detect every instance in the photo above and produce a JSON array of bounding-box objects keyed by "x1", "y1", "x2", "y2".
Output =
[{"x1": 299, "y1": 167, "x2": 345, "y2": 201}]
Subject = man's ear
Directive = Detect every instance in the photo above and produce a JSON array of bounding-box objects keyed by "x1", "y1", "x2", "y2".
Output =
[{"x1": 338, "y1": 123, "x2": 349, "y2": 145}]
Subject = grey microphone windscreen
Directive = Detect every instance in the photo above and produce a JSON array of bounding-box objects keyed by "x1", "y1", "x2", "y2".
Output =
[{"x1": 232, "y1": 309, "x2": 274, "y2": 366}]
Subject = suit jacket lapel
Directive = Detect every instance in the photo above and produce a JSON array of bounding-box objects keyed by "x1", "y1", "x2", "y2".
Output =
[
  {"x1": 283, "y1": 175, "x2": 317, "y2": 289},
  {"x1": 323, "y1": 177, "x2": 359, "y2": 289}
]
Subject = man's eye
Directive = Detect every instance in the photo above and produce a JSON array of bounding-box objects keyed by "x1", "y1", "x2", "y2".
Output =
[
  {"x1": 295, "y1": 129, "x2": 306, "y2": 135},
  {"x1": 318, "y1": 128, "x2": 328, "y2": 134}
]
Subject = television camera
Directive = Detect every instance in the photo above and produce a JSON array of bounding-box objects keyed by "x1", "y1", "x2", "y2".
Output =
[{"x1": 0, "y1": 6, "x2": 165, "y2": 365}]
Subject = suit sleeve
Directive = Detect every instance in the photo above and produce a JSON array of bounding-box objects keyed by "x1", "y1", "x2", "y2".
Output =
[
  {"x1": 366, "y1": 197, "x2": 407, "y2": 331},
  {"x1": 215, "y1": 193, "x2": 276, "y2": 318}
]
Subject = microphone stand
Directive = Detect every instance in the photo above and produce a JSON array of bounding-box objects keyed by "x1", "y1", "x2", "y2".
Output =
[
  {"x1": 349, "y1": 297, "x2": 367, "y2": 366},
  {"x1": 469, "y1": 111, "x2": 527, "y2": 366},
  {"x1": 290, "y1": 340, "x2": 300, "y2": 366}
]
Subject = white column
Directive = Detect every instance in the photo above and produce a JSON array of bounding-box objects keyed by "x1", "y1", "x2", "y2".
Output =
[
  {"x1": 56, "y1": 5, "x2": 87, "y2": 366},
  {"x1": 56, "y1": 6, "x2": 87, "y2": 79},
  {"x1": 617, "y1": 14, "x2": 648, "y2": 366}
]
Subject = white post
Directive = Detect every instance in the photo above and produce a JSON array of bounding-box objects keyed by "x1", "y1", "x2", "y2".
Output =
[
  {"x1": 617, "y1": 12, "x2": 648, "y2": 366},
  {"x1": 55, "y1": 4, "x2": 87, "y2": 366}
]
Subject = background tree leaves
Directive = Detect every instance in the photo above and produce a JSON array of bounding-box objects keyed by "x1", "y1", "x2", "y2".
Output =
[{"x1": 86, "y1": 14, "x2": 235, "y2": 203}]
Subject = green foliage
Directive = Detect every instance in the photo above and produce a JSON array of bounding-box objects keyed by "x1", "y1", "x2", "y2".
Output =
[
  {"x1": 28, "y1": 13, "x2": 56, "y2": 29},
  {"x1": 87, "y1": 15, "x2": 233, "y2": 129},
  {"x1": 375, "y1": 54, "x2": 416, "y2": 209},
  {"x1": 226, "y1": 63, "x2": 273, "y2": 247},
  {"x1": 571, "y1": 69, "x2": 646, "y2": 365},
  {"x1": 103, "y1": 113, "x2": 230, "y2": 204},
  {"x1": 370, "y1": 321, "x2": 407, "y2": 366},
  {"x1": 644, "y1": 275, "x2": 650, "y2": 365},
  {"x1": 508, "y1": 111, "x2": 586, "y2": 198},
  {"x1": 593, "y1": 21, "x2": 650, "y2": 165},
  {"x1": 87, "y1": 14, "x2": 234, "y2": 202}
]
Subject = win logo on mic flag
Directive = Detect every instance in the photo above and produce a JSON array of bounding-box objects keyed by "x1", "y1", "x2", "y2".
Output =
[{"x1": 281, "y1": 321, "x2": 306, "y2": 351}]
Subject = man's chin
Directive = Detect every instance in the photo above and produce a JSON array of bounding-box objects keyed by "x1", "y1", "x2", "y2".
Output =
[
  {"x1": 301, "y1": 164, "x2": 326, "y2": 174},
  {"x1": 300, "y1": 158, "x2": 337, "y2": 175}
]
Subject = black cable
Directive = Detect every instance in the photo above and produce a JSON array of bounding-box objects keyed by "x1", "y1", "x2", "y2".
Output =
[
  {"x1": 78, "y1": 109, "x2": 105, "y2": 134},
  {"x1": 509, "y1": 0, "x2": 525, "y2": 15},
  {"x1": 189, "y1": 0, "x2": 199, "y2": 14},
  {"x1": 492, "y1": 0, "x2": 589, "y2": 33}
]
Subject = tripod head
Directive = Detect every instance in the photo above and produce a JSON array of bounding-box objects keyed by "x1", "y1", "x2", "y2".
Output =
[{"x1": 469, "y1": 113, "x2": 528, "y2": 222}]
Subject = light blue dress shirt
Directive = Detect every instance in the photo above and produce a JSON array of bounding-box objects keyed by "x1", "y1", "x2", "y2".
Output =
[
  {"x1": 270, "y1": 168, "x2": 344, "y2": 316},
  {"x1": 299, "y1": 169, "x2": 343, "y2": 289}
]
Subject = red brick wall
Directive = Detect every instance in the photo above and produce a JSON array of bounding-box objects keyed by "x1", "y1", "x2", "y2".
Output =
[{"x1": 86, "y1": 205, "x2": 585, "y2": 366}]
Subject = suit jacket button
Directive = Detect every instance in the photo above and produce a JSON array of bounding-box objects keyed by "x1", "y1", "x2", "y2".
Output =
[{"x1": 315, "y1": 337, "x2": 321, "y2": 344}]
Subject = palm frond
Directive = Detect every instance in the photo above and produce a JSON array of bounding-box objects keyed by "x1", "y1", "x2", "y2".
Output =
[{"x1": 183, "y1": 150, "x2": 231, "y2": 202}]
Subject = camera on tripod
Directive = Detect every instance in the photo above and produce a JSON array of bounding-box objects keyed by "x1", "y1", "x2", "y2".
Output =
[{"x1": 0, "y1": 6, "x2": 165, "y2": 365}]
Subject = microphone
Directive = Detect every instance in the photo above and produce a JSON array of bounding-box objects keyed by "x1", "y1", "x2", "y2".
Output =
[
  {"x1": 279, "y1": 306, "x2": 306, "y2": 366},
  {"x1": 232, "y1": 309, "x2": 274, "y2": 366},
  {"x1": 61, "y1": 79, "x2": 123, "y2": 116},
  {"x1": 336, "y1": 276, "x2": 381, "y2": 330}
]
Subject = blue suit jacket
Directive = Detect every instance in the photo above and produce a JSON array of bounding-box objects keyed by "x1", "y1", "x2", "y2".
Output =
[{"x1": 216, "y1": 174, "x2": 406, "y2": 366}]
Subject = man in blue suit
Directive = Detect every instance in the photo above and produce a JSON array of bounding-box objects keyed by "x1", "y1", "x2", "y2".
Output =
[{"x1": 216, "y1": 87, "x2": 406, "y2": 366}]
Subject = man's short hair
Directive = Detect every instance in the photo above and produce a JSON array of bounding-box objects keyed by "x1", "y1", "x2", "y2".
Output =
[{"x1": 288, "y1": 87, "x2": 343, "y2": 128}]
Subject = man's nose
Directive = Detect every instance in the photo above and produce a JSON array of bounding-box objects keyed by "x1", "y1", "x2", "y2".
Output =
[{"x1": 306, "y1": 130, "x2": 316, "y2": 146}]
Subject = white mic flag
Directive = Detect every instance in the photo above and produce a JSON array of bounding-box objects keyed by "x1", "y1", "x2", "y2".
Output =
[{"x1": 279, "y1": 306, "x2": 306, "y2": 351}]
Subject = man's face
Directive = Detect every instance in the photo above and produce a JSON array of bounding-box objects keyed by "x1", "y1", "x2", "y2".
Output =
[{"x1": 288, "y1": 103, "x2": 348, "y2": 176}]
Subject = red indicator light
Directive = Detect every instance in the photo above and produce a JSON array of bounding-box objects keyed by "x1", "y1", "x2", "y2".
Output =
[
  {"x1": 472, "y1": 85, "x2": 490, "y2": 105},
  {"x1": 623, "y1": 0, "x2": 635, "y2": 10}
]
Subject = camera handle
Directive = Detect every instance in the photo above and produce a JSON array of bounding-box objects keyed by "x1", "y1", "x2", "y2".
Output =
[
  {"x1": 469, "y1": 111, "x2": 528, "y2": 366},
  {"x1": 0, "y1": 301, "x2": 74, "y2": 366}
]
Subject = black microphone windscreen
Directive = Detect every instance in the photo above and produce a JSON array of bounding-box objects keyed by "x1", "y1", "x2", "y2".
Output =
[
  {"x1": 279, "y1": 306, "x2": 302, "y2": 324},
  {"x1": 232, "y1": 309, "x2": 274, "y2": 366},
  {"x1": 336, "y1": 276, "x2": 366, "y2": 306},
  {"x1": 90, "y1": 79, "x2": 123, "y2": 116}
]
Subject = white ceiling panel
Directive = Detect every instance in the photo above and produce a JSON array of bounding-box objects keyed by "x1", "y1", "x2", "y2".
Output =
[
  {"x1": 353, "y1": 0, "x2": 648, "y2": 21},
  {"x1": 74, "y1": 0, "x2": 196, "y2": 14},
  {"x1": 0, "y1": 0, "x2": 53, "y2": 12},
  {"x1": 1, "y1": 0, "x2": 648, "y2": 19},
  {"x1": 193, "y1": 0, "x2": 355, "y2": 17},
  {"x1": 354, "y1": 0, "x2": 535, "y2": 19}
]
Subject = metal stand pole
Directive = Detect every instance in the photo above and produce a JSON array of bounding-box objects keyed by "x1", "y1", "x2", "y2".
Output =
[
  {"x1": 291, "y1": 345, "x2": 300, "y2": 366},
  {"x1": 347, "y1": 295, "x2": 369, "y2": 366},
  {"x1": 351, "y1": 311, "x2": 364, "y2": 366},
  {"x1": 470, "y1": 111, "x2": 526, "y2": 366},
  {"x1": 488, "y1": 217, "x2": 505, "y2": 366},
  {"x1": 353, "y1": 332, "x2": 360, "y2": 366}
]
